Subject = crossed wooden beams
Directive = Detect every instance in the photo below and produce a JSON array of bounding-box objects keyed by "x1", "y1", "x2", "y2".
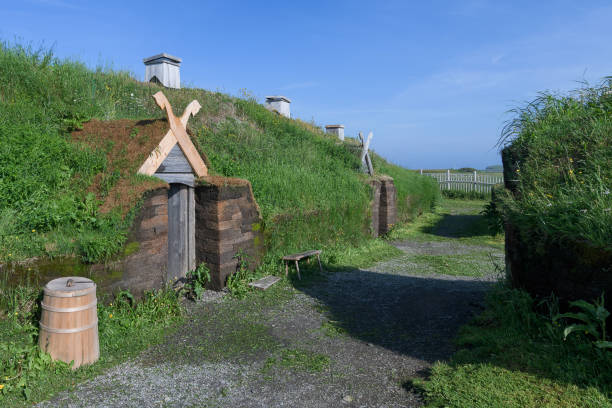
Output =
[
  {"x1": 137, "y1": 91, "x2": 208, "y2": 177},
  {"x1": 359, "y1": 131, "x2": 374, "y2": 176}
]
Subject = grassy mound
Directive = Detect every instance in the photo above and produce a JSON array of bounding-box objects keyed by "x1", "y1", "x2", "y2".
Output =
[
  {"x1": 499, "y1": 81, "x2": 612, "y2": 249},
  {"x1": 0, "y1": 42, "x2": 437, "y2": 264}
]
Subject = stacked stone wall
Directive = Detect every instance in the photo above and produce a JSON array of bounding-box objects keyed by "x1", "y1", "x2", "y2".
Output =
[
  {"x1": 195, "y1": 177, "x2": 264, "y2": 289},
  {"x1": 114, "y1": 187, "x2": 169, "y2": 295},
  {"x1": 369, "y1": 176, "x2": 398, "y2": 237},
  {"x1": 111, "y1": 176, "x2": 264, "y2": 293}
]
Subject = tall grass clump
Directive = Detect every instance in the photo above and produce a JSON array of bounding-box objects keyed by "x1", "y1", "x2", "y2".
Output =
[{"x1": 498, "y1": 79, "x2": 612, "y2": 250}]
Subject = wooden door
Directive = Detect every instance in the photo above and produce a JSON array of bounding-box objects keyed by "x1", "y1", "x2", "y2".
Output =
[{"x1": 167, "y1": 183, "x2": 195, "y2": 282}]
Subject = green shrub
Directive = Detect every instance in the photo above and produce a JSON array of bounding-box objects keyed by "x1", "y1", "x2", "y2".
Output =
[
  {"x1": 442, "y1": 189, "x2": 488, "y2": 200},
  {"x1": 183, "y1": 263, "x2": 211, "y2": 300}
]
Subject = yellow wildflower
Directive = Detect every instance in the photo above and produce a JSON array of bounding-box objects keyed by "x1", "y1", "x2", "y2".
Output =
[
  {"x1": 546, "y1": 194, "x2": 553, "y2": 198},
  {"x1": 109, "y1": 314, "x2": 113, "y2": 318},
  {"x1": 0, "y1": 384, "x2": 4, "y2": 390},
  {"x1": 32, "y1": 229, "x2": 35, "y2": 232},
  {"x1": 569, "y1": 158, "x2": 573, "y2": 163},
  {"x1": 569, "y1": 169, "x2": 574, "y2": 175}
]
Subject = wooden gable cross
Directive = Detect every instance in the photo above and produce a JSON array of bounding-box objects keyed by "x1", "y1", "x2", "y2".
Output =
[
  {"x1": 138, "y1": 91, "x2": 207, "y2": 185},
  {"x1": 359, "y1": 131, "x2": 374, "y2": 176}
]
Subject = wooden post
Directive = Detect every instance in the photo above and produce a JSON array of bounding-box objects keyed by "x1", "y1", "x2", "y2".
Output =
[
  {"x1": 167, "y1": 184, "x2": 195, "y2": 282},
  {"x1": 365, "y1": 150, "x2": 374, "y2": 176},
  {"x1": 167, "y1": 184, "x2": 181, "y2": 282},
  {"x1": 294, "y1": 260, "x2": 301, "y2": 280},
  {"x1": 188, "y1": 186, "x2": 195, "y2": 272},
  {"x1": 446, "y1": 169, "x2": 451, "y2": 191},
  {"x1": 419, "y1": 169, "x2": 423, "y2": 175},
  {"x1": 473, "y1": 171, "x2": 477, "y2": 192},
  {"x1": 360, "y1": 132, "x2": 373, "y2": 175}
]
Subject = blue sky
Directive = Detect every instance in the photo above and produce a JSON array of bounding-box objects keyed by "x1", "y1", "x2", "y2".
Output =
[{"x1": 2, "y1": 1, "x2": 611, "y2": 169}]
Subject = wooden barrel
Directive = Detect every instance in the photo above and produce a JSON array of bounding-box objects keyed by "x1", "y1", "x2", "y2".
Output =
[{"x1": 38, "y1": 277, "x2": 99, "y2": 369}]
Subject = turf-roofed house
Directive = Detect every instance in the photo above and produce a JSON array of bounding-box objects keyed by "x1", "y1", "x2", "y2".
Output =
[{"x1": 74, "y1": 92, "x2": 265, "y2": 293}]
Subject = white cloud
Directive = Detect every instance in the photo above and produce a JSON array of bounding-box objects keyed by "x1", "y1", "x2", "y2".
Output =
[{"x1": 491, "y1": 54, "x2": 505, "y2": 64}]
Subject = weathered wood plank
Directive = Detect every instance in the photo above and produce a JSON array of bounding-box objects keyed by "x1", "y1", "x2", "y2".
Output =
[
  {"x1": 153, "y1": 92, "x2": 208, "y2": 177},
  {"x1": 137, "y1": 131, "x2": 177, "y2": 176},
  {"x1": 153, "y1": 173, "x2": 194, "y2": 186},
  {"x1": 248, "y1": 276, "x2": 281, "y2": 291},
  {"x1": 167, "y1": 184, "x2": 182, "y2": 282},
  {"x1": 360, "y1": 132, "x2": 373, "y2": 174},
  {"x1": 188, "y1": 186, "x2": 195, "y2": 272},
  {"x1": 157, "y1": 144, "x2": 193, "y2": 173},
  {"x1": 365, "y1": 151, "x2": 374, "y2": 176},
  {"x1": 137, "y1": 99, "x2": 202, "y2": 176},
  {"x1": 178, "y1": 185, "x2": 188, "y2": 277},
  {"x1": 282, "y1": 249, "x2": 322, "y2": 261}
]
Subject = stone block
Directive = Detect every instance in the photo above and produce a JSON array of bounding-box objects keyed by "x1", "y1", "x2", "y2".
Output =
[
  {"x1": 194, "y1": 177, "x2": 264, "y2": 289},
  {"x1": 140, "y1": 214, "x2": 168, "y2": 232},
  {"x1": 368, "y1": 177, "x2": 397, "y2": 237}
]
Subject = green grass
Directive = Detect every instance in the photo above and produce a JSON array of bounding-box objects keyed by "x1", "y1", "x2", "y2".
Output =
[
  {"x1": 320, "y1": 320, "x2": 349, "y2": 338},
  {"x1": 388, "y1": 198, "x2": 504, "y2": 250},
  {"x1": 263, "y1": 348, "x2": 331, "y2": 373},
  {"x1": 407, "y1": 253, "x2": 499, "y2": 277},
  {"x1": 0, "y1": 287, "x2": 183, "y2": 405},
  {"x1": 0, "y1": 41, "x2": 437, "y2": 265},
  {"x1": 441, "y1": 189, "x2": 490, "y2": 200},
  {"x1": 413, "y1": 286, "x2": 612, "y2": 407},
  {"x1": 370, "y1": 153, "x2": 439, "y2": 221},
  {"x1": 324, "y1": 238, "x2": 403, "y2": 269},
  {"x1": 499, "y1": 80, "x2": 612, "y2": 249}
]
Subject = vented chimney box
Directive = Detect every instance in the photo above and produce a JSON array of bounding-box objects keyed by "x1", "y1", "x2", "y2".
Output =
[
  {"x1": 143, "y1": 53, "x2": 182, "y2": 89},
  {"x1": 325, "y1": 124, "x2": 345, "y2": 141},
  {"x1": 265, "y1": 96, "x2": 291, "y2": 118}
]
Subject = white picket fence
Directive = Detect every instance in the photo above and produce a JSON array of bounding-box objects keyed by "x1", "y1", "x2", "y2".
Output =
[{"x1": 420, "y1": 170, "x2": 503, "y2": 195}]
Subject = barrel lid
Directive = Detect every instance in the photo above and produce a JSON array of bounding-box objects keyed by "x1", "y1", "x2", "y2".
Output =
[{"x1": 44, "y1": 277, "x2": 96, "y2": 297}]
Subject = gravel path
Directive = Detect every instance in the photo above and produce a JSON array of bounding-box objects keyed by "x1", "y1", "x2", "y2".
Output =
[{"x1": 39, "y1": 239, "x2": 501, "y2": 408}]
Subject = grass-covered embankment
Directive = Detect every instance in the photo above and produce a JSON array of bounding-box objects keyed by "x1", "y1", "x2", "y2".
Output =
[
  {"x1": 498, "y1": 81, "x2": 612, "y2": 249},
  {"x1": 0, "y1": 42, "x2": 437, "y2": 265}
]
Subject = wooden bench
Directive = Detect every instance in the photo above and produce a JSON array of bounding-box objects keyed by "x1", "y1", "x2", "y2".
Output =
[{"x1": 282, "y1": 250, "x2": 323, "y2": 280}]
